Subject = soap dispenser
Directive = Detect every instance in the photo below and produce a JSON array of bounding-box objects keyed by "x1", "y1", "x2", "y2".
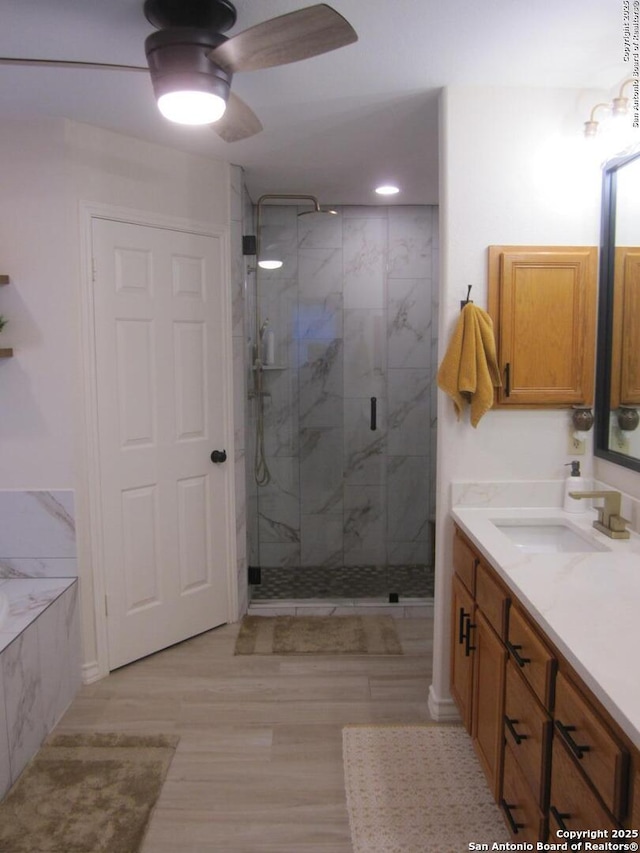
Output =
[{"x1": 563, "y1": 461, "x2": 587, "y2": 513}]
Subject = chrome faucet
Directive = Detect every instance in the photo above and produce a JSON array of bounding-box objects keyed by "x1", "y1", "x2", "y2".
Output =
[{"x1": 567, "y1": 490, "x2": 630, "y2": 539}]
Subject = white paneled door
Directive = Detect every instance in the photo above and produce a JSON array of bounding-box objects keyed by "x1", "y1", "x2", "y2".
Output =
[{"x1": 91, "y1": 218, "x2": 232, "y2": 670}]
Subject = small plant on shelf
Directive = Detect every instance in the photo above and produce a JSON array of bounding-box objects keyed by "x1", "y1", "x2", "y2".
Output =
[{"x1": 0, "y1": 316, "x2": 7, "y2": 333}]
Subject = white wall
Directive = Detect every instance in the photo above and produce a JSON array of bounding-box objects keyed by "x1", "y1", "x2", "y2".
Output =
[
  {"x1": 0, "y1": 121, "x2": 77, "y2": 487},
  {"x1": 430, "y1": 85, "x2": 613, "y2": 718},
  {"x1": 0, "y1": 119, "x2": 233, "y2": 673}
]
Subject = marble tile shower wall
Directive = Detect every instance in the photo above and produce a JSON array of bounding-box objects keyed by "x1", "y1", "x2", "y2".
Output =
[{"x1": 247, "y1": 204, "x2": 439, "y2": 578}]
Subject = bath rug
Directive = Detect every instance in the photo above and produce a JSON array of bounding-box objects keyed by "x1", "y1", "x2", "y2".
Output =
[
  {"x1": 234, "y1": 614, "x2": 403, "y2": 655},
  {"x1": 342, "y1": 724, "x2": 509, "y2": 852},
  {"x1": 0, "y1": 731, "x2": 178, "y2": 852}
]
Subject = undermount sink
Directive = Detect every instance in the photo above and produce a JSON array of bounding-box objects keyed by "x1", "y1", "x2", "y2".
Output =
[{"x1": 491, "y1": 519, "x2": 610, "y2": 554}]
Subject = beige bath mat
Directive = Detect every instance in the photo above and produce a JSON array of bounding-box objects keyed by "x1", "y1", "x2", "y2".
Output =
[
  {"x1": 234, "y1": 614, "x2": 403, "y2": 655},
  {"x1": 0, "y1": 732, "x2": 178, "y2": 852},
  {"x1": 343, "y1": 724, "x2": 509, "y2": 852}
]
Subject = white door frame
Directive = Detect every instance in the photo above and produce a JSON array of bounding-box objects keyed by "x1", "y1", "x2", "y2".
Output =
[{"x1": 78, "y1": 201, "x2": 238, "y2": 682}]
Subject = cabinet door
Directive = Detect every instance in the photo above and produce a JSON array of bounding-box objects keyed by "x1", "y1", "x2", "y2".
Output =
[
  {"x1": 504, "y1": 660, "x2": 552, "y2": 808},
  {"x1": 475, "y1": 560, "x2": 508, "y2": 639},
  {"x1": 549, "y1": 736, "x2": 618, "y2": 834},
  {"x1": 488, "y1": 246, "x2": 597, "y2": 406},
  {"x1": 451, "y1": 573, "x2": 476, "y2": 731},
  {"x1": 611, "y1": 247, "x2": 640, "y2": 407},
  {"x1": 501, "y1": 743, "x2": 546, "y2": 843},
  {"x1": 554, "y1": 671, "x2": 628, "y2": 820},
  {"x1": 453, "y1": 528, "x2": 477, "y2": 595},
  {"x1": 507, "y1": 604, "x2": 556, "y2": 710},
  {"x1": 472, "y1": 610, "x2": 507, "y2": 800}
]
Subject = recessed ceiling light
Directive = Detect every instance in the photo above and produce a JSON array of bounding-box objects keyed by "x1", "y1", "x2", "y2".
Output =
[{"x1": 375, "y1": 184, "x2": 400, "y2": 196}]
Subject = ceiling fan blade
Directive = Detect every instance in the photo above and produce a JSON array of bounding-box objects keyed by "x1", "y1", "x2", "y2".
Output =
[
  {"x1": 214, "y1": 92, "x2": 263, "y2": 142},
  {"x1": 208, "y1": 4, "x2": 357, "y2": 73},
  {"x1": 0, "y1": 56, "x2": 148, "y2": 73}
]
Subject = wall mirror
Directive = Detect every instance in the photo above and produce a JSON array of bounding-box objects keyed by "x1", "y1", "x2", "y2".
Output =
[{"x1": 595, "y1": 149, "x2": 640, "y2": 473}]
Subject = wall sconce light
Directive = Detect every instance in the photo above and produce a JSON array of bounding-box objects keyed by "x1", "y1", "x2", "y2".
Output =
[
  {"x1": 583, "y1": 102, "x2": 610, "y2": 139},
  {"x1": 617, "y1": 405, "x2": 639, "y2": 436},
  {"x1": 583, "y1": 79, "x2": 639, "y2": 155},
  {"x1": 571, "y1": 405, "x2": 594, "y2": 441}
]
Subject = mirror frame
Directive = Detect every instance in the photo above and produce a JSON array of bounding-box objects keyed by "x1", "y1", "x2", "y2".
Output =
[{"x1": 594, "y1": 149, "x2": 640, "y2": 473}]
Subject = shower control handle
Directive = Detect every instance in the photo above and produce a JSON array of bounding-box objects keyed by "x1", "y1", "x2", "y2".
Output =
[{"x1": 210, "y1": 449, "x2": 227, "y2": 464}]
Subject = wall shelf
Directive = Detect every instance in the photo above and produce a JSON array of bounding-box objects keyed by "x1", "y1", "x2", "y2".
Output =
[{"x1": 1, "y1": 275, "x2": 12, "y2": 355}]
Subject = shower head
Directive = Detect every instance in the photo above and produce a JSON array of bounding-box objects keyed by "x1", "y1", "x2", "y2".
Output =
[{"x1": 297, "y1": 206, "x2": 339, "y2": 217}]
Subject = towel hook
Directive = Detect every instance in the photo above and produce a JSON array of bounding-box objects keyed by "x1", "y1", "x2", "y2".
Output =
[{"x1": 460, "y1": 285, "x2": 474, "y2": 310}]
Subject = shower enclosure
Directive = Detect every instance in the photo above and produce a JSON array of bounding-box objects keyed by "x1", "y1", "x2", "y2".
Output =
[{"x1": 244, "y1": 200, "x2": 439, "y2": 600}]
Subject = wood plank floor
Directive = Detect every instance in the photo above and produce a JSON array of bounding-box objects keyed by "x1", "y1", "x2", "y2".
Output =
[{"x1": 55, "y1": 615, "x2": 434, "y2": 852}]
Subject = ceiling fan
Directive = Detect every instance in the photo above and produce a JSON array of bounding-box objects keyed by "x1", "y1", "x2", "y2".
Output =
[{"x1": 0, "y1": 0, "x2": 357, "y2": 142}]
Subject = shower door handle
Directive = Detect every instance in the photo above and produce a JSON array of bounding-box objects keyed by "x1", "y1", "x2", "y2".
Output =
[{"x1": 210, "y1": 449, "x2": 227, "y2": 464}]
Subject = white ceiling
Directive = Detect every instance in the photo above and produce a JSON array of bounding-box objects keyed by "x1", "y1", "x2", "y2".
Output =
[{"x1": 0, "y1": 0, "x2": 626, "y2": 205}]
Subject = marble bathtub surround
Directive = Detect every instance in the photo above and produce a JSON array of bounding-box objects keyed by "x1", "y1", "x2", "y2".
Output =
[
  {"x1": 0, "y1": 578, "x2": 77, "y2": 653},
  {"x1": 246, "y1": 204, "x2": 439, "y2": 589},
  {"x1": 0, "y1": 579, "x2": 81, "y2": 799}
]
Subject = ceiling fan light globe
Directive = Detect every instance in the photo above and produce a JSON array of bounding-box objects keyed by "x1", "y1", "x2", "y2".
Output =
[{"x1": 157, "y1": 90, "x2": 227, "y2": 125}]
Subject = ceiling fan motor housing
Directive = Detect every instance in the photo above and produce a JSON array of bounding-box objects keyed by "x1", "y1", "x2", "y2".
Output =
[{"x1": 144, "y1": 28, "x2": 232, "y2": 104}]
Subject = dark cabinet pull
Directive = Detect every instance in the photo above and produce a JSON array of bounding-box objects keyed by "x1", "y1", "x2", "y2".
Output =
[
  {"x1": 504, "y1": 715, "x2": 528, "y2": 746},
  {"x1": 506, "y1": 640, "x2": 531, "y2": 668},
  {"x1": 500, "y1": 799, "x2": 524, "y2": 834},
  {"x1": 549, "y1": 805, "x2": 572, "y2": 831},
  {"x1": 505, "y1": 362, "x2": 511, "y2": 397},
  {"x1": 458, "y1": 607, "x2": 470, "y2": 645},
  {"x1": 370, "y1": 397, "x2": 377, "y2": 431},
  {"x1": 555, "y1": 720, "x2": 591, "y2": 760},
  {"x1": 464, "y1": 619, "x2": 476, "y2": 657}
]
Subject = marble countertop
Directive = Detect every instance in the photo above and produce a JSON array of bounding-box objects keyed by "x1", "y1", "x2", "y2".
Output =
[{"x1": 451, "y1": 505, "x2": 640, "y2": 749}]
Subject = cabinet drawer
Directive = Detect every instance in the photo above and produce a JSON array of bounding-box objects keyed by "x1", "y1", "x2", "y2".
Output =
[
  {"x1": 475, "y1": 560, "x2": 508, "y2": 639},
  {"x1": 501, "y1": 743, "x2": 546, "y2": 843},
  {"x1": 507, "y1": 605, "x2": 555, "y2": 710},
  {"x1": 504, "y1": 660, "x2": 552, "y2": 807},
  {"x1": 549, "y1": 736, "x2": 618, "y2": 833},
  {"x1": 453, "y1": 529, "x2": 477, "y2": 594},
  {"x1": 554, "y1": 671, "x2": 628, "y2": 820}
]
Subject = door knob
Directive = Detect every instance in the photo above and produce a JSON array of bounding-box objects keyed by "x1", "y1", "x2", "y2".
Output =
[{"x1": 210, "y1": 449, "x2": 227, "y2": 464}]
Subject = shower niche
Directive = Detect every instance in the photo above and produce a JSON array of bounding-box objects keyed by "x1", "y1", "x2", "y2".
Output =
[{"x1": 244, "y1": 201, "x2": 439, "y2": 601}]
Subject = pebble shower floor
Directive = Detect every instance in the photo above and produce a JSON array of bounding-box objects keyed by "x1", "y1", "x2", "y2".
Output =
[{"x1": 249, "y1": 564, "x2": 434, "y2": 600}]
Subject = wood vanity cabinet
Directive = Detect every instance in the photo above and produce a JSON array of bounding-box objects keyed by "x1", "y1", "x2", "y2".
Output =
[
  {"x1": 450, "y1": 524, "x2": 640, "y2": 842},
  {"x1": 488, "y1": 246, "x2": 597, "y2": 407}
]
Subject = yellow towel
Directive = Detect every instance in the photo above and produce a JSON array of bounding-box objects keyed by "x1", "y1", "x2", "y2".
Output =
[{"x1": 437, "y1": 303, "x2": 502, "y2": 427}]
